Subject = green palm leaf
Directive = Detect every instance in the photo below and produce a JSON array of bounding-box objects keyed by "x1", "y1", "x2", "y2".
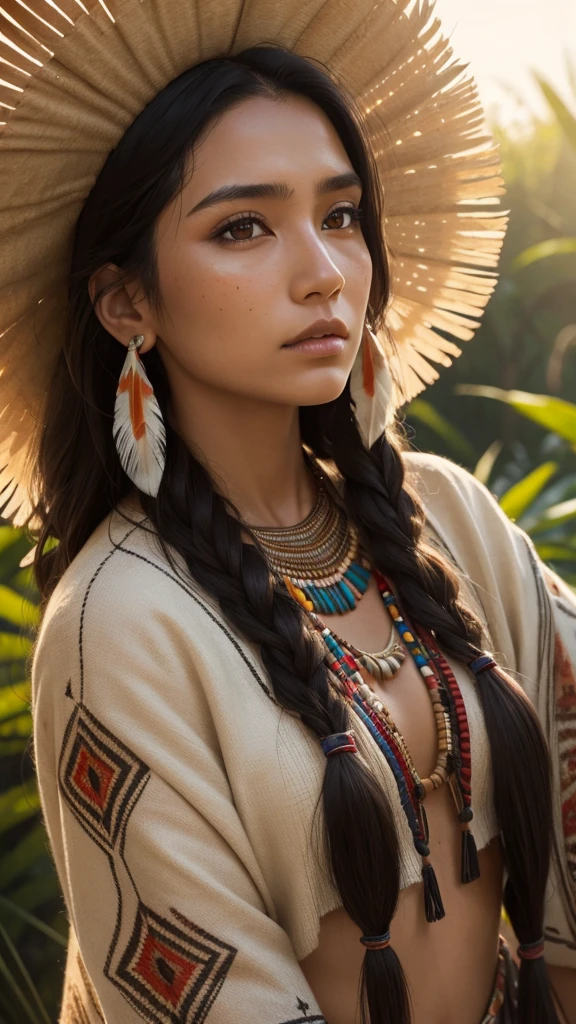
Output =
[
  {"x1": 0, "y1": 826, "x2": 48, "y2": 890},
  {"x1": 0, "y1": 923, "x2": 51, "y2": 1024},
  {"x1": 0, "y1": 681, "x2": 30, "y2": 724},
  {"x1": 510, "y1": 237, "x2": 576, "y2": 272},
  {"x1": 0, "y1": 585, "x2": 38, "y2": 629},
  {"x1": 530, "y1": 497, "x2": 576, "y2": 534},
  {"x1": 405, "y1": 399, "x2": 476, "y2": 463},
  {"x1": 499, "y1": 462, "x2": 559, "y2": 521},
  {"x1": 0, "y1": 896, "x2": 66, "y2": 948},
  {"x1": 0, "y1": 632, "x2": 32, "y2": 662},
  {"x1": 456, "y1": 387, "x2": 576, "y2": 447},
  {"x1": 535, "y1": 543, "x2": 576, "y2": 562},
  {"x1": 534, "y1": 73, "x2": 576, "y2": 150},
  {"x1": 0, "y1": 784, "x2": 40, "y2": 836}
]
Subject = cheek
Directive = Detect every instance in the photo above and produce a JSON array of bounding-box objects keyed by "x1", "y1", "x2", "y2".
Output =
[
  {"x1": 156, "y1": 244, "x2": 280, "y2": 383},
  {"x1": 159, "y1": 242, "x2": 277, "y2": 335},
  {"x1": 347, "y1": 241, "x2": 373, "y2": 297}
]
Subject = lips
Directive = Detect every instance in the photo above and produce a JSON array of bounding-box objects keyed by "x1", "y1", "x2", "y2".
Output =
[{"x1": 283, "y1": 317, "x2": 349, "y2": 347}]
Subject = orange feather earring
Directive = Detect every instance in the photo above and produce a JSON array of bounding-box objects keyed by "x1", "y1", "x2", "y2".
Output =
[
  {"x1": 113, "y1": 334, "x2": 166, "y2": 496},
  {"x1": 349, "y1": 325, "x2": 397, "y2": 449}
]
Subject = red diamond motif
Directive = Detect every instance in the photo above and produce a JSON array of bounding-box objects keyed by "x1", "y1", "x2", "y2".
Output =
[
  {"x1": 72, "y1": 746, "x2": 116, "y2": 809},
  {"x1": 134, "y1": 932, "x2": 198, "y2": 1007}
]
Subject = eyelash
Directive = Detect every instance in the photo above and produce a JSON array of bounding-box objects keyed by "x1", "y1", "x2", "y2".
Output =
[{"x1": 212, "y1": 204, "x2": 364, "y2": 244}]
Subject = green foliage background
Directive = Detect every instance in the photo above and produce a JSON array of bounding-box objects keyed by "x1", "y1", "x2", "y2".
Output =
[{"x1": 1, "y1": 73, "x2": 575, "y2": 1024}]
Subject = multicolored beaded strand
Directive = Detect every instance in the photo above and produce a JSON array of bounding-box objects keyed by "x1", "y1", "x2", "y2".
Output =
[
  {"x1": 376, "y1": 573, "x2": 480, "y2": 885},
  {"x1": 298, "y1": 570, "x2": 482, "y2": 923},
  {"x1": 308, "y1": 613, "x2": 447, "y2": 921},
  {"x1": 416, "y1": 626, "x2": 480, "y2": 883},
  {"x1": 315, "y1": 615, "x2": 407, "y2": 682}
]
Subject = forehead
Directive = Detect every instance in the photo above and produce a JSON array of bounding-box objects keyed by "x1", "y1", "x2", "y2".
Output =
[{"x1": 188, "y1": 93, "x2": 354, "y2": 192}]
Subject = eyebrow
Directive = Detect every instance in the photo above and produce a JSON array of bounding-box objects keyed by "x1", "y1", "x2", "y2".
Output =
[{"x1": 186, "y1": 171, "x2": 363, "y2": 217}]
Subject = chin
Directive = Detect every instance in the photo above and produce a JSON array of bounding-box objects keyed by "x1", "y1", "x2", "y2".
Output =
[{"x1": 290, "y1": 369, "x2": 350, "y2": 408}]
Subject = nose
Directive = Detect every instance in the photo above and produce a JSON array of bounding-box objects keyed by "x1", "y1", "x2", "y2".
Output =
[{"x1": 289, "y1": 226, "x2": 345, "y2": 303}]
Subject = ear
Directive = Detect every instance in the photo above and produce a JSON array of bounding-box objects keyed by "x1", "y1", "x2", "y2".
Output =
[{"x1": 88, "y1": 264, "x2": 157, "y2": 353}]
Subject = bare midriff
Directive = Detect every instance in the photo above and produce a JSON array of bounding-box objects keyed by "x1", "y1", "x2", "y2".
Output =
[{"x1": 299, "y1": 574, "x2": 505, "y2": 1024}]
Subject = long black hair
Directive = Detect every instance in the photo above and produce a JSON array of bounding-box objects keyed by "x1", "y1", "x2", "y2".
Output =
[{"x1": 30, "y1": 46, "x2": 557, "y2": 1024}]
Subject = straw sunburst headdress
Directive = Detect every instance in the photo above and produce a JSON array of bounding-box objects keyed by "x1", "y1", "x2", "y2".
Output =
[{"x1": 0, "y1": 0, "x2": 508, "y2": 524}]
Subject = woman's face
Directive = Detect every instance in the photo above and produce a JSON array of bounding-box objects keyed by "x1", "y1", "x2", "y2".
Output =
[{"x1": 151, "y1": 92, "x2": 373, "y2": 411}]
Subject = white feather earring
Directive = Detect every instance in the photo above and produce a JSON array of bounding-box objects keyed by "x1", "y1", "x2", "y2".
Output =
[
  {"x1": 349, "y1": 325, "x2": 397, "y2": 449},
  {"x1": 113, "y1": 334, "x2": 166, "y2": 497}
]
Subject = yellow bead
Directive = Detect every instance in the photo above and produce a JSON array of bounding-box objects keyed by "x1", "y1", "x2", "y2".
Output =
[
  {"x1": 283, "y1": 576, "x2": 310, "y2": 609},
  {"x1": 404, "y1": 631, "x2": 414, "y2": 642},
  {"x1": 389, "y1": 604, "x2": 399, "y2": 618}
]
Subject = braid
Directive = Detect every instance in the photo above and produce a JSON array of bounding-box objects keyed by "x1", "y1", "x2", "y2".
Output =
[
  {"x1": 142, "y1": 422, "x2": 410, "y2": 1024},
  {"x1": 309, "y1": 386, "x2": 557, "y2": 1024}
]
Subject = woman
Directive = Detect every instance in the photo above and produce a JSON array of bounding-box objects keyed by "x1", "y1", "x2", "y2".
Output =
[{"x1": 1, "y1": 1, "x2": 575, "y2": 1022}]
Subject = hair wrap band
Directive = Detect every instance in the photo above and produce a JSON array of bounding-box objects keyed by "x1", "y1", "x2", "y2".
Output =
[
  {"x1": 320, "y1": 732, "x2": 357, "y2": 757},
  {"x1": 468, "y1": 653, "x2": 497, "y2": 675},
  {"x1": 360, "y1": 931, "x2": 391, "y2": 951},
  {"x1": 517, "y1": 938, "x2": 545, "y2": 961}
]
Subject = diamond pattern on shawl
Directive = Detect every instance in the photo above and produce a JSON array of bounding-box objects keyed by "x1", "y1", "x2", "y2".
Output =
[
  {"x1": 110, "y1": 904, "x2": 237, "y2": 1024},
  {"x1": 59, "y1": 703, "x2": 149, "y2": 853}
]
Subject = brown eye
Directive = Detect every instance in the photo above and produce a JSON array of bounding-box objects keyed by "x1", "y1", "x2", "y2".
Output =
[
  {"x1": 227, "y1": 221, "x2": 255, "y2": 240},
  {"x1": 325, "y1": 206, "x2": 348, "y2": 227},
  {"x1": 324, "y1": 207, "x2": 356, "y2": 230},
  {"x1": 219, "y1": 216, "x2": 267, "y2": 242}
]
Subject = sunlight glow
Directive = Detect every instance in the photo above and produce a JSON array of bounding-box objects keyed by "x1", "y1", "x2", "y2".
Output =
[{"x1": 433, "y1": 0, "x2": 576, "y2": 129}]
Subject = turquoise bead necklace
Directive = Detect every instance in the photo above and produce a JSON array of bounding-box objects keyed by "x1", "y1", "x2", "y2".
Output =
[{"x1": 249, "y1": 454, "x2": 371, "y2": 614}]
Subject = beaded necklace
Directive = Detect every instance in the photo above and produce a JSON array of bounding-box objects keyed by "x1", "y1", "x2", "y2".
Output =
[
  {"x1": 302, "y1": 570, "x2": 480, "y2": 923},
  {"x1": 317, "y1": 615, "x2": 407, "y2": 682},
  {"x1": 249, "y1": 457, "x2": 371, "y2": 615},
  {"x1": 248, "y1": 454, "x2": 481, "y2": 921}
]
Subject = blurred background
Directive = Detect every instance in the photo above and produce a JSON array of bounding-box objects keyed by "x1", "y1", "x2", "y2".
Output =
[{"x1": 1, "y1": 3, "x2": 575, "y2": 1020}]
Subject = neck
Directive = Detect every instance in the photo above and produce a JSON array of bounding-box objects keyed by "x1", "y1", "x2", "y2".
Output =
[{"x1": 167, "y1": 381, "x2": 317, "y2": 528}]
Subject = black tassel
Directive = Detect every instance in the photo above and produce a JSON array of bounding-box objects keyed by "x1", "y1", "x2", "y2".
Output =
[
  {"x1": 461, "y1": 827, "x2": 481, "y2": 883},
  {"x1": 422, "y1": 861, "x2": 445, "y2": 922}
]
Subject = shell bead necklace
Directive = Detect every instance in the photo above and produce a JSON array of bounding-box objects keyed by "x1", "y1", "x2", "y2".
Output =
[{"x1": 317, "y1": 616, "x2": 407, "y2": 682}]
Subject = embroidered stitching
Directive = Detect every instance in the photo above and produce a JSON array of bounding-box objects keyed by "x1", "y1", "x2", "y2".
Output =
[
  {"x1": 112, "y1": 902, "x2": 237, "y2": 1024},
  {"x1": 59, "y1": 702, "x2": 150, "y2": 855},
  {"x1": 58, "y1": 702, "x2": 237, "y2": 1023}
]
